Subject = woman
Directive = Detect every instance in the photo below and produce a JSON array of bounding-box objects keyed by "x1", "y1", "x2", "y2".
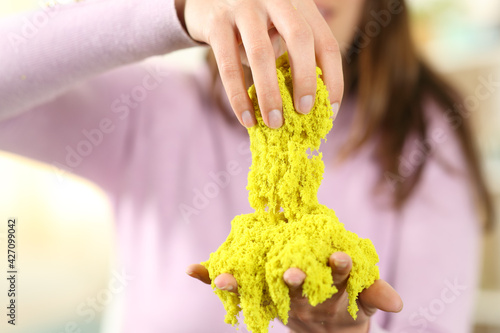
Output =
[{"x1": 0, "y1": 0, "x2": 493, "y2": 332}]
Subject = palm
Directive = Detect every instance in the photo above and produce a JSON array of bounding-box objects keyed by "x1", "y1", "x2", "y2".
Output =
[{"x1": 186, "y1": 252, "x2": 402, "y2": 332}]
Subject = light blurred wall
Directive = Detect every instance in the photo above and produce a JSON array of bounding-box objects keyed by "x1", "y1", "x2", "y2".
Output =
[
  {"x1": 0, "y1": 152, "x2": 115, "y2": 333},
  {"x1": 0, "y1": 0, "x2": 43, "y2": 18}
]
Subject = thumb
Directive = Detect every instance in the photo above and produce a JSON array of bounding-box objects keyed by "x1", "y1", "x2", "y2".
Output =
[
  {"x1": 358, "y1": 279, "x2": 403, "y2": 317},
  {"x1": 185, "y1": 264, "x2": 211, "y2": 284}
]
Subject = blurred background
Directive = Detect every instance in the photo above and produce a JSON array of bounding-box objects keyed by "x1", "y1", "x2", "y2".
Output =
[
  {"x1": 407, "y1": 2, "x2": 500, "y2": 331},
  {"x1": 0, "y1": 0, "x2": 499, "y2": 332}
]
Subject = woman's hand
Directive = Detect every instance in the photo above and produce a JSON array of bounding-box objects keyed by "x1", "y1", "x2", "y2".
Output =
[
  {"x1": 175, "y1": 0, "x2": 343, "y2": 129},
  {"x1": 186, "y1": 252, "x2": 403, "y2": 333}
]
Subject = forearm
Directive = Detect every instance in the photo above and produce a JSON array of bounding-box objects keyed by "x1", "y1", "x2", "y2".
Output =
[{"x1": 0, "y1": 0, "x2": 197, "y2": 120}]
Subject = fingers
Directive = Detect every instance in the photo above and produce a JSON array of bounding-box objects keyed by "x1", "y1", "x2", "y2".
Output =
[
  {"x1": 209, "y1": 23, "x2": 257, "y2": 129},
  {"x1": 329, "y1": 252, "x2": 352, "y2": 288},
  {"x1": 359, "y1": 279, "x2": 403, "y2": 316},
  {"x1": 190, "y1": 0, "x2": 344, "y2": 130},
  {"x1": 208, "y1": 0, "x2": 343, "y2": 130},
  {"x1": 300, "y1": 1, "x2": 344, "y2": 119},
  {"x1": 284, "y1": 252, "x2": 351, "y2": 301},
  {"x1": 268, "y1": 28, "x2": 287, "y2": 59},
  {"x1": 237, "y1": 12, "x2": 283, "y2": 129},
  {"x1": 238, "y1": 28, "x2": 285, "y2": 68},
  {"x1": 186, "y1": 265, "x2": 239, "y2": 294},
  {"x1": 185, "y1": 264, "x2": 211, "y2": 284},
  {"x1": 283, "y1": 267, "x2": 307, "y2": 300},
  {"x1": 213, "y1": 273, "x2": 239, "y2": 293},
  {"x1": 266, "y1": 0, "x2": 317, "y2": 115}
]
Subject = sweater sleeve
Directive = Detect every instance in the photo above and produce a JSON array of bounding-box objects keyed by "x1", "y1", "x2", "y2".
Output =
[
  {"x1": 0, "y1": 0, "x2": 199, "y2": 120},
  {"x1": 378, "y1": 103, "x2": 482, "y2": 332}
]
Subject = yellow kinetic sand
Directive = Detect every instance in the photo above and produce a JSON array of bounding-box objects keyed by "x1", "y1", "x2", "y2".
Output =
[{"x1": 201, "y1": 53, "x2": 379, "y2": 333}]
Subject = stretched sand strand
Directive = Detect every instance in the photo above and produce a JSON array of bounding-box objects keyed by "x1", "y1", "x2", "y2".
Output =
[{"x1": 201, "y1": 53, "x2": 380, "y2": 333}]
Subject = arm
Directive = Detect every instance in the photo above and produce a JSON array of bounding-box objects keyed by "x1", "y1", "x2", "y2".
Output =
[
  {"x1": 0, "y1": 0, "x2": 198, "y2": 120},
  {"x1": 0, "y1": 0, "x2": 200, "y2": 195}
]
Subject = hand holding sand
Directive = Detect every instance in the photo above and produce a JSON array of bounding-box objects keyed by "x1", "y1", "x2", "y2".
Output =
[{"x1": 187, "y1": 54, "x2": 402, "y2": 333}]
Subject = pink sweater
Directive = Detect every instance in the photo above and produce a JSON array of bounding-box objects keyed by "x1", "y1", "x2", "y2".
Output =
[{"x1": 0, "y1": 0, "x2": 481, "y2": 332}]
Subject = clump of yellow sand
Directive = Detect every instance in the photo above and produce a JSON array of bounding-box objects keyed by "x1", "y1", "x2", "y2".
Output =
[{"x1": 201, "y1": 53, "x2": 379, "y2": 333}]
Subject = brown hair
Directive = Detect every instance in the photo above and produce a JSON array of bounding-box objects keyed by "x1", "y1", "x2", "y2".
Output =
[
  {"x1": 344, "y1": 0, "x2": 494, "y2": 229},
  {"x1": 207, "y1": 0, "x2": 495, "y2": 229}
]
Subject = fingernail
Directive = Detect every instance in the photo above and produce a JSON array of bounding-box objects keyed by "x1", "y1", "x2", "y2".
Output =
[
  {"x1": 286, "y1": 278, "x2": 303, "y2": 287},
  {"x1": 331, "y1": 103, "x2": 339, "y2": 120},
  {"x1": 241, "y1": 110, "x2": 255, "y2": 128},
  {"x1": 298, "y1": 95, "x2": 314, "y2": 114},
  {"x1": 216, "y1": 284, "x2": 233, "y2": 291},
  {"x1": 268, "y1": 109, "x2": 283, "y2": 129},
  {"x1": 334, "y1": 258, "x2": 348, "y2": 269}
]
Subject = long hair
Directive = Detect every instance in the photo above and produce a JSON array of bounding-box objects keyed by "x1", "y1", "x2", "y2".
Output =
[
  {"x1": 344, "y1": 0, "x2": 494, "y2": 228},
  {"x1": 206, "y1": 0, "x2": 494, "y2": 229}
]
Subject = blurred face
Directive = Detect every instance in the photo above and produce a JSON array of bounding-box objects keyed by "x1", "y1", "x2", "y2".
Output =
[{"x1": 314, "y1": 0, "x2": 366, "y2": 51}]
